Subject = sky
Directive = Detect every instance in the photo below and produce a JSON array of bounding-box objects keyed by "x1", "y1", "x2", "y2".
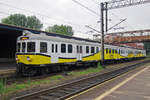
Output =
[{"x1": 0, "y1": 0, "x2": 150, "y2": 39}]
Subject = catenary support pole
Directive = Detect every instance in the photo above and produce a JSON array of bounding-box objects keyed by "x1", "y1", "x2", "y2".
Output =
[
  {"x1": 105, "y1": 2, "x2": 108, "y2": 33},
  {"x1": 100, "y1": 3, "x2": 104, "y2": 64}
]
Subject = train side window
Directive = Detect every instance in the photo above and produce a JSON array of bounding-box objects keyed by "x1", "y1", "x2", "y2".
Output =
[
  {"x1": 17, "y1": 43, "x2": 21, "y2": 52},
  {"x1": 114, "y1": 49, "x2": 116, "y2": 54},
  {"x1": 109, "y1": 49, "x2": 111, "y2": 54},
  {"x1": 68, "y1": 44, "x2": 72, "y2": 53},
  {"x1": 77, "y1": 46, "x2": 79, "y2": 53},
  {"x1": 91, "y1": 47, "x2": 95, "y2": 53},
  {"x1": 40, "y1": 42, "x2": 47, "y2": 53},
  {"x1": 55, "y1": 44, "x2": 58, "y2": 53},
  {"x1": 115, "y1": 50, "x2": 117, "y2": 53},
  {"x1": 27, "y1": 42, "x2": 36, "y2": 52},
  {"x1": 121, "y1": 50, "x2": 124, "y2": 54},
  {"x1": 106, "y1": 48, "x2": 108, "y2": 54},
  {"x1": 61, "y1": 44, "x2": 66, "y2": 53},
  {"x1": 96, "y1": 47, "x2": 99, "y2": 53},
  {"x1": 52, "y1": 44, "x2": 54, "y2": 53},
  {"x1": 86, "y1": 46, "x2": 89, "y2": 53},
  {"x1": 80, "y1": 46, "x2": 82, "y2": 53},
  {"x1": 22, "y1": 42, "x2": 26, "y2": 52}
]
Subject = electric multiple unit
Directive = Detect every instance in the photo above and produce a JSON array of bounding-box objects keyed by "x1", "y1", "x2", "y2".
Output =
[{"x1": 16, "y1": 31, "x2": 146, "y2": 76}]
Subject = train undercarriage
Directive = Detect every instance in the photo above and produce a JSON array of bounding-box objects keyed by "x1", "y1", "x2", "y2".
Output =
[{"x1": 16, "y1": 57, "x2": 145, "y2": 76}]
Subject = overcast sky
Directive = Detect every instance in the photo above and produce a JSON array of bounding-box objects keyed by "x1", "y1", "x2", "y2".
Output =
[{"x1": 0, "y1": 0, "x2": 150, "y2": 39}]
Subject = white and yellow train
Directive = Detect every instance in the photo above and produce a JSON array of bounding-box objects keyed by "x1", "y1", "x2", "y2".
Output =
[{"x1": 16, "y1": 30, "x2": 146, "y2": 76}]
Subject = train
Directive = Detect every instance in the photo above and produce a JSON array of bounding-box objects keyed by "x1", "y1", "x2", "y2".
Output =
[{"x1": 15, "y1": 30, "x2": 146, "y2": 76}]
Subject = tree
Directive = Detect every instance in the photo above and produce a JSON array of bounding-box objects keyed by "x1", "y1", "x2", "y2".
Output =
[
  {"x1": 45, "y1": 24, "x2": 74, "y2": 36},
  {"x1": 26, "y1": 16, "x2": 43, "y2": 30},
  {"x1": 1, "y1": 14, "x2": 43, "y2": 30}
]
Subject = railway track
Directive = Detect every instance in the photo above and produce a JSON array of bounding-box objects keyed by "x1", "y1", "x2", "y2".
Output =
[
  {"x1": 0, "y1": 59, "x2": 145, "y2": 85},
  {"x1": 11, "y1": 59, "x2": 150, "y2": 100}
]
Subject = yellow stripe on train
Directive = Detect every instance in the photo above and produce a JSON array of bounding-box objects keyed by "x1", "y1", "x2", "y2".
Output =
[{"x1": 16, "y1": 55, "x2": 51, "y2": 65}]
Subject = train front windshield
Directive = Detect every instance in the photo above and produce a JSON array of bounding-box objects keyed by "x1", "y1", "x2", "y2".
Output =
[{"x1": 17, "y1": 42, "x2": 35, "y2": 53}]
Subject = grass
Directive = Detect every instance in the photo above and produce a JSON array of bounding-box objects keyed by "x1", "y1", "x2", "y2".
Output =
[
  {"x1": 50, "y1": 75, "x2": 64, "y2": 80},
  {"x1": 68, "y1": 62, "x2": 104, "y2": 76},
  {"x1": 147, "y1": 54, "x2": 150, "y2": 58},
  {"x1": 0, "y1": 78, "x2": 6, "y2": 100},
  {"x1": 2, "y1": 63, "x2": 104, "y2": 99}
]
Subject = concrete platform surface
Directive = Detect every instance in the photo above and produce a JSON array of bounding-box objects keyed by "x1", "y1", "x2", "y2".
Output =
[
  {"x1": 96, "y1": 65, "x2": 150, "y2": 100},
  {"x1": 67, "y1": 63, "x2": 150, "y2": 100}
]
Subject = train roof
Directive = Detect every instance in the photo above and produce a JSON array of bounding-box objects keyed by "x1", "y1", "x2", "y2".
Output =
[
  {"x1": 20, "y1": 30, "x2": 145, "y2": 51},
  {"x1": 0, "y1": 24, "x2": 144, "y2": 51}
]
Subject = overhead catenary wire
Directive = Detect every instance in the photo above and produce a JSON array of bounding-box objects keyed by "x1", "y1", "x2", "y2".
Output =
[
  {"x1": 0, "y1": 1, "x2": 103, "y2": 37},
  {"x1": 72, "y1": 0, "x2": 100, "y2": 16}
]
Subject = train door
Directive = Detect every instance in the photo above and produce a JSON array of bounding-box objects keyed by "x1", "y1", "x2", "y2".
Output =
[
  {"x1": 76, "y1": 45, "x2": 83, "y2": 61},
  {"x1": 51, "y1": 43, "x2": 58, "y2": 63}
]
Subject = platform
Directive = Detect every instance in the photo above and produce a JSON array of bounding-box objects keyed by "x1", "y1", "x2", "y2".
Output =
[{"x1": 67, "y1": 63, "x2": 150, "y2": 100}]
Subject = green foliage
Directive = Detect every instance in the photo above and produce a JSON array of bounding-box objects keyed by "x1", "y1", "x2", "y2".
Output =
[
  {"x1": 68, "y1": 65, "x2": 103, "y2": 76},
  {"x1": 50, "y1": 75, "x2": 64, "y2": 80},
  {"x1": 0, "y1": 78, "x2": 6, "y2": 99},
  {"x1": 97, "y1": 62, "x2": 104, "y2": 70},
  {"x1": 1, "y1": 14, "x2": 43, "y2": 30},
  {"x1": 45, "y1": 24, "x2": 74, "y2": 36}
]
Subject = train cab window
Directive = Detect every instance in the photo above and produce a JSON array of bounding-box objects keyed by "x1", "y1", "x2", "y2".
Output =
[
  {"x1": 96, "y1": 47, "x2": 99, "y2": 53},
  {"x1": 52, "y1": 44, "x2": 54, "y2": 53},
  {"x1": 61, "y1": 44, "x2": 66, "y2": 53},
  {"x1": 86, "y1": 46, "x2": 89, "y2": 53},
  {"x1": 27, "y1": 42, "x2": 36, "y2": 52},
  {"x1": 22, "y1": 42, "x2": 26, "y2": 52},
  {"x1": 40, "y1": 42, "x2": 47, "y2": 53},
  {"x1": 68, "y1": 44, "x2": 72, "y2": 53},
  {"x1": 17, "y1": 43, "x2": 21, "y2": 52},
  {"x1": 55, "y1": 44, "x2": 58, "y2": 53},
  {"x1": 91, "y1": 47, "x2": 95, "y2": 53}
]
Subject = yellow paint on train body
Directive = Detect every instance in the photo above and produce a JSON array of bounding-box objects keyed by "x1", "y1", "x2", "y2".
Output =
[
  {"x1": 58, "y1": 58, "x2": 77, "y2": 63},
  {"x1": 16, "y1": 55, "x2": 51, "y2": 65},
  {"x1": 16, "y1": 52, "x2": 145, "y2": 65},
  {"x1": 83, "y1": 52, "x2": 101, "y2": 61}
]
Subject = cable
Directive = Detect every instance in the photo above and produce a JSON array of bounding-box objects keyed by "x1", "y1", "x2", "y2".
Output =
[
  {"x1": 109, "y1": 11, "x2": 135, "y2": 30},
  {"x1": 72, "y1": 0, "x2": 100, "y2": 16},
  {"x1": 91, "y1": 0, "x2": 100, "y2": 5},
  {"x1": 0, "y1": 1, "x2": 101, "y2": 35}
]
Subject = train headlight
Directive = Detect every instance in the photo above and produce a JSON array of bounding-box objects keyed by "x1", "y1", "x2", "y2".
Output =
[
  {"x1": 27, "y1": 56, "x2": 31, "y2": 61},
  {"x1": 16, "y1": 56, "x2": 19, "y2": 61}
]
